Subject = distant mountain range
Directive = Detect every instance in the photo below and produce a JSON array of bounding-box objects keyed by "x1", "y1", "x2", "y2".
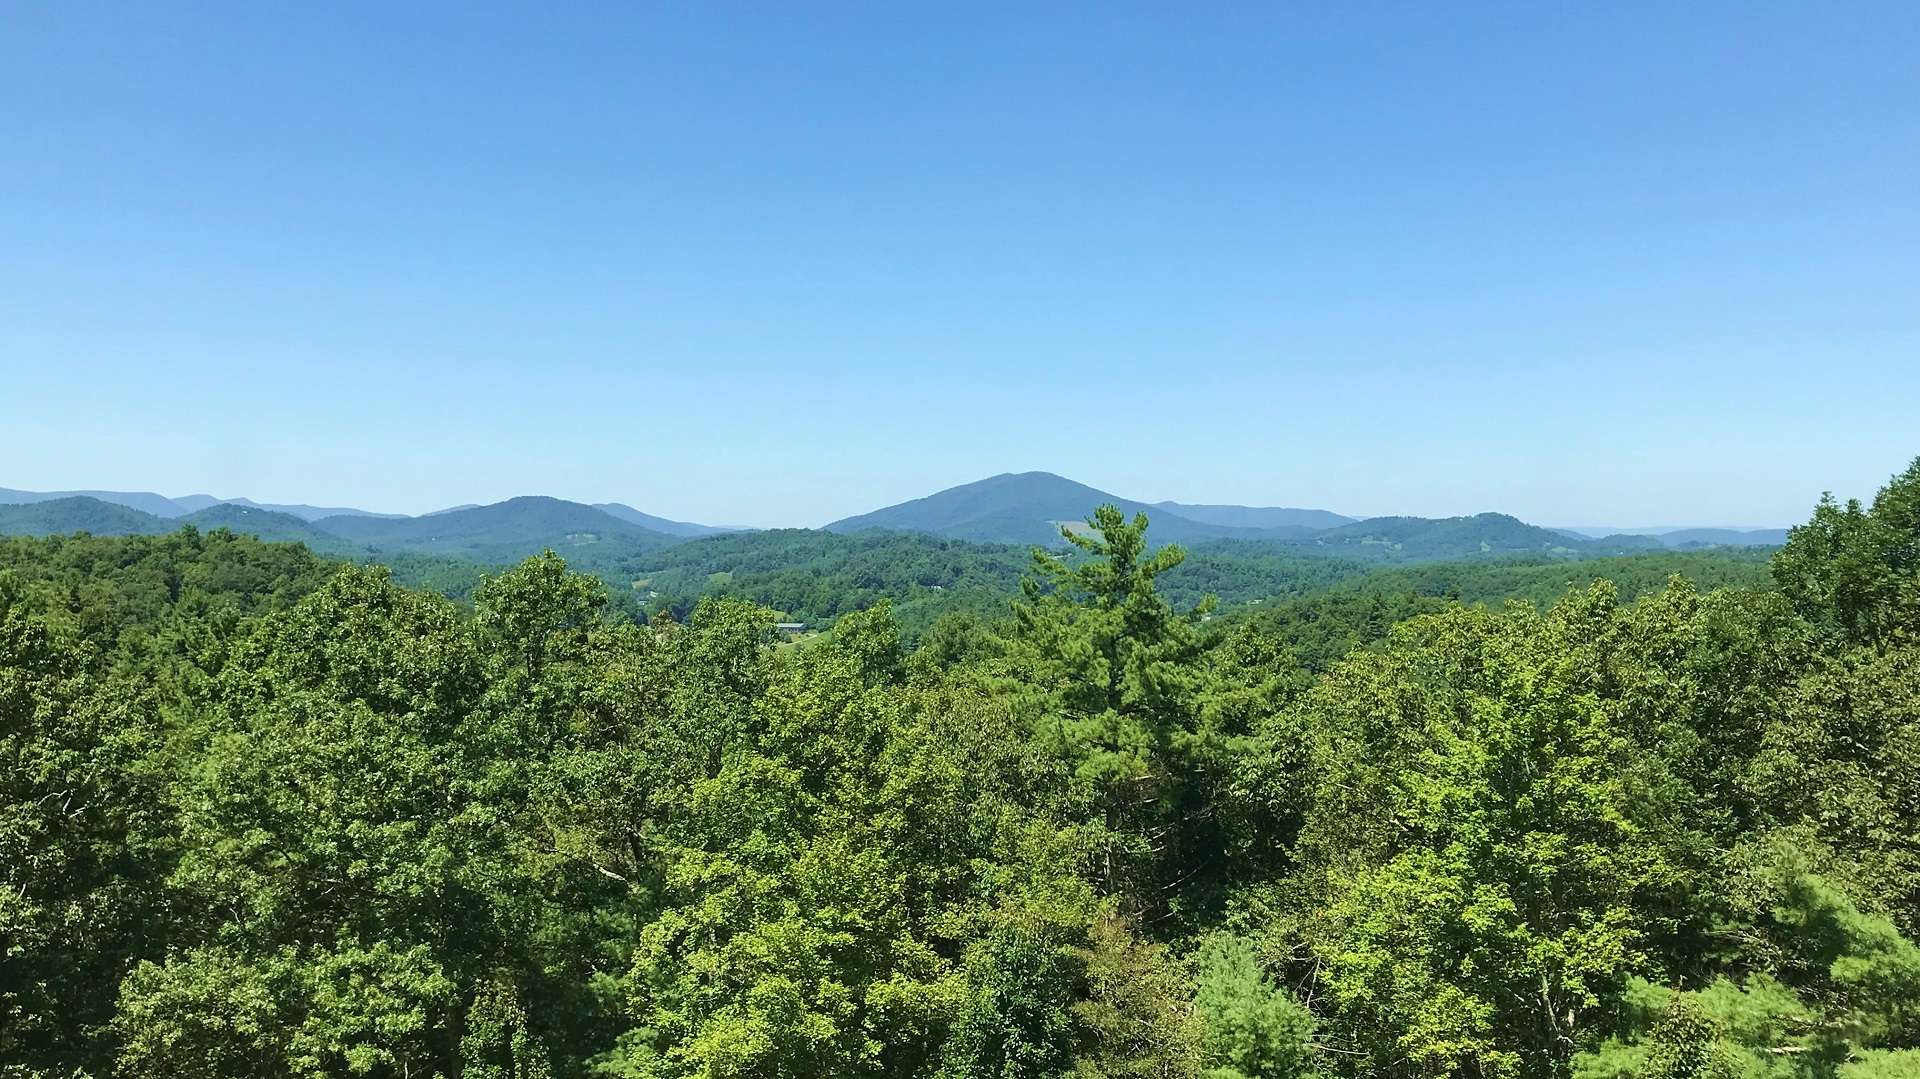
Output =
[
  {"x1": 0, "y1": 474, "x2": 1790, "y2": 572},
  {"x1": 314, "y1": 496, "x2": 695, "y2": 563},
  {"x1": 593, "y1": 503, "x2": 739, "y2": 538},
  {"x1": 0, "y1": 486, "x2": 405, "y2": 522},
  {"x1": 821, "y1": 472, "x2": 1786, "y2": 557},
  {"x1": 1554, "y1": 525, "x2": 1792, "y2": 547},
  {"x1": 0, "y1": 493, "x2": 719, "y2": 568},
  {"x1": 1152, "y1": 501, "x2": 1356, "y2": 531}
]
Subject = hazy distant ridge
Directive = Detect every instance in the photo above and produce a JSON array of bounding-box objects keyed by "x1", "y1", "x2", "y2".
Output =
[
  {"x1": 1152, "y1": 501, "x2": 1355, "y2": 530},
  {"x1": 593, "y1": 503, "x2": 741, "y2": 537},
  {"x1": 1, "y1": 476, "x2": 1791, "y2": 566},
  {"x1": 0, "y1": 486, "x2": 403, "y2": 521},
  {"x1": 0, "y1": 493, "x2": 698, "y2": 567},
  {"x1": 823, "y1": 472, "x2": 1326, "y2": 546},
  {"x1": 820, "y1": 472, "x2": 1794, "y2": 560}
]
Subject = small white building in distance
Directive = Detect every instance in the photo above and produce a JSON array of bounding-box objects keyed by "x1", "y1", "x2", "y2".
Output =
[{"x1": 775, "y1": 622, "x2": 807, "y2": 634}]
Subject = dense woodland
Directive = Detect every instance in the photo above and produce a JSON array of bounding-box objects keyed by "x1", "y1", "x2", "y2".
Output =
[{"x1": 4, "y1": 461, "x2": 1918, "y2": 1078}]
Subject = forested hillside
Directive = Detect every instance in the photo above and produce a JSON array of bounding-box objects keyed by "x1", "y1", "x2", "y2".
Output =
[
  {"x1": 1299, "y1": 512, "x2": 1590, "y2": 559},
  {"x1": 821, "y1": 471, "x2": 1291, "y2": 545},
  {"x1": 0, "y1": 496, "x2": 167, "y2": 537},
  {"x1": 1225, "y1": 547, "x2": 1778, "y2": 673},
  {"x1": 4, "y1": 461, "x2": 1916, "y2": 1078},
  {"x1": 616, "y1": 530, "x2": 1380, "y2": 633},
  {"x1": 1150, "y1": 500, "x2": 1355, "y2": 531},
  {"x1": 0, "y1": 496, "x2": 685, "y2": 581},
  {"x1": 0, "y1": 487, "x2": 402, "y2": 522},
  {"x1": 0, "y1": 490, "x2": 1778, "y2": 639}
]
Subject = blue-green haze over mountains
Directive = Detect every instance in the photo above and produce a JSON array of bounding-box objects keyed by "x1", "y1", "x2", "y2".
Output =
[
  {"x1": 1, "y1": 470, "x2": 1791, "y2": 564},
  {"x1": 0, "y1": 471, "x2": 1793, "y2": 634}
]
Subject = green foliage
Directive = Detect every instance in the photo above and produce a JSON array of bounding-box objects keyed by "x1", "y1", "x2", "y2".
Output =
[
  {"x1": 0, "y1": 574, "x2": 168, "y2": 1077},
  {"x1": 1192, "y1": 934, "x2": 1319, "y2": 1079},
  {"x1": 1230, "y1": 549, "x2": 1775, "y2": 673},
  {"x1": 1009, "y1": 506, "x2": 1211, "y2": 914},
  {"x1": 1276, "y1": 588, "x2": 1692, "y2": 1078},
  {"x1": 0, "y1": 495, "x2": 172, "y2": 537},
  {"x1": 316, "y1": 496, "x2": 683, "y2": 565},
  {"x1": 1773, "y1": 457, "x2": 1920, "y2": 646},
  {"x1": 1743, "y1": 646, "x2": 1920, "y2": 936},
  {"x1": 1295, "y1": 512, "x2": 1589, "y2": 561},
  {"x1": 2, "y1": 464, "x2": 1918, "y2": 1078},
  {"x1": 1575, "y1": 869, "x2": 1920, "y2": 1079},
  {"x1": 618, "y1": 528, "x2": 1034, "y2": 633}
]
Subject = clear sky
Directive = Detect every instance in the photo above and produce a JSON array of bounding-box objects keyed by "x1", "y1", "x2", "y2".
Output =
[{"x1": 3, "y1": 3, "x2": 1916, "y2": 528}]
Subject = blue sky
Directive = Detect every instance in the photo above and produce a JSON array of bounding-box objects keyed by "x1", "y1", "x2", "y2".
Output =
[{"x1": 3, "y1": 3, "x2": 1916, "y2": 527}]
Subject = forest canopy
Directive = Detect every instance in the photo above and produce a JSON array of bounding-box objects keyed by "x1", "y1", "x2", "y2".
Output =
[{"x1": 3, "y1": 460, "x2": 1918, "y2": 1078}]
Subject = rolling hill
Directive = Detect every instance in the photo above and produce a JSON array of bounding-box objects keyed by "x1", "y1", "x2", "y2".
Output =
[
  {"x1": 1297, "y1": 513, "x2": 1597, "y2": 561},
  {"x1": 0, "y1": 486, "x2": 397, "y2": 521},
  {"x1": 0, "y1": 487, "x2": 192, "y2": 518},
  {"x1": 822, "y1": 472, "x2": 1304, "y2": 546},
  {"x1": 1152, "y1": 501, "x2": 1354, "y2": 530},
  {"x1": 1655, "y1": 527, "x2": 1791, "y2": 547},
  {"x1": 177, "y1": 503, "x2": 357, "y2": 549},
  {"x1": 2, "y1": 477, "x2": 1788, "y2": 590},
  {"x1": 594, "y1": 503, "x2": 741, "y2": 537},
  {"x1": 613, "y1": 528, "x2": 1034, "y2": 628},
  {"x1": 316, "y1": 496, "x2": 682, "y2": 564},
  {"x1": 1555, "y1": 525, "x2": 1791, "y2": 547},
  {"x1": 0, "y1": 496, "x2": 171, "y2": 536},
  {"x1": 0, "y1": 486, "x2": 1792, "y2": 644},
  {"x1": 818, "y1": 472, "x2": 1693, "y2": 563},
  {"x1": 0, "y1": 498, "x2": 375, "y2": 551},
  {"x1": 0, "y1": 493, "x2": 694, "y2": 571},
  {"x1": 609, "y1": 526, "x2": 1380, "y2": 634},
  {"x1": 214, "y1": 497, "x2": 403, "y2": 522}
]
